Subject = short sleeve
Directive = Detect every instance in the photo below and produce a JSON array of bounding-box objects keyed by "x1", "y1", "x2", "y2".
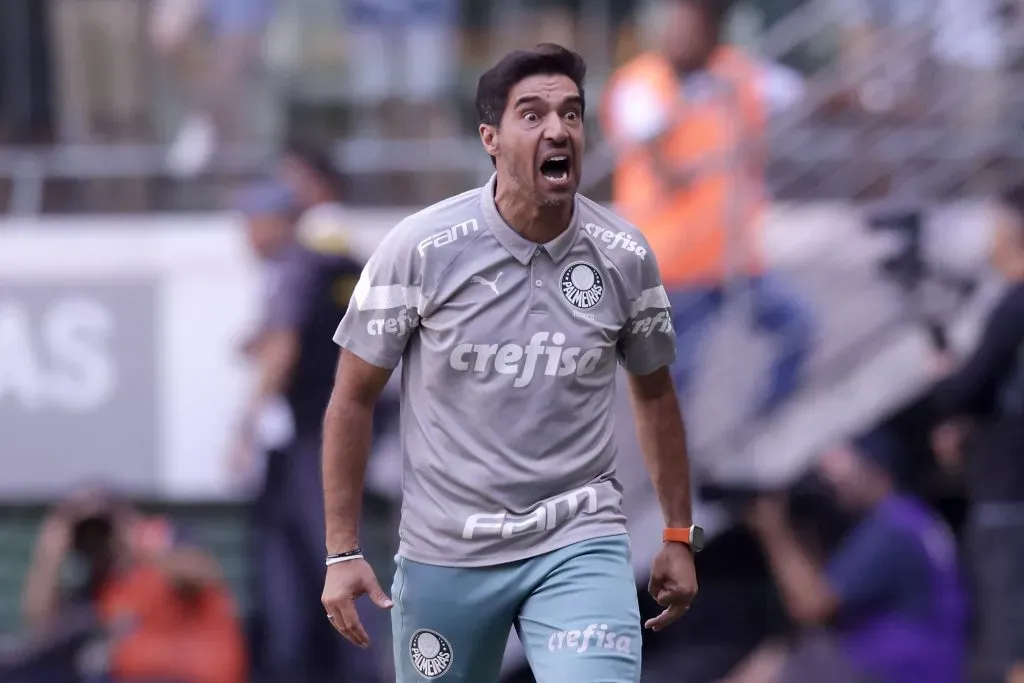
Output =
[
  {"x1": 610, "y1": 79, "x2": 671, "y2": 144},
  {"x1": 332, "y1": 226, "x2": 422, "y2": 370},
  {"x1": 617, "y1": 248, "x2": 676, "y2": 375},
  {"x1": 826, "y1": 520, "x2": 925, "y2": 614}
]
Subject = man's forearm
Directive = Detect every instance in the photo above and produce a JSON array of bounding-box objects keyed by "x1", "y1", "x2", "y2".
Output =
[
  {"x1": 242, "y1": 331, "x2": 299, "y2": 429},
  {"x1": 322, "y1": 396, "x2": 375, "y2": 553},
  {"x1": 22, "y1": 550, "x2": 63, "y2": 630},
  {"x1": 632, "y1": 385, "x2": 693, "y2": 528},
  {"x1": 756, "y1": 523, "x2": 836, "y2": 624}
]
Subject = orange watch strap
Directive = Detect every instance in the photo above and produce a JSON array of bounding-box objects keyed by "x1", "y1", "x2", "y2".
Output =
[{"x1": 663, "y1": 527, "x2": 691, "y2": 544}]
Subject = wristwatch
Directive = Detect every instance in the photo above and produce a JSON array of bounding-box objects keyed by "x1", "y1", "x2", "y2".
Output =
[{"x1": 663, "y1": 525, "x2": 704, "y2": 552}]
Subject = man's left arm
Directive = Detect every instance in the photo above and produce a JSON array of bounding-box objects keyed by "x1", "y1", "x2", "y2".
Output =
[
  {"x1": 627, "y1": 368, "x2": 692, "y2": 530},
  {"x1": 238, "y1": 256, "x2": 317, "y2": 438},
  {"x1": 618, "y1": 246, "x2": 696, "y2": 630},
  {"x1": 618, "y1": 245, "x2": 690, "y2": 528}
]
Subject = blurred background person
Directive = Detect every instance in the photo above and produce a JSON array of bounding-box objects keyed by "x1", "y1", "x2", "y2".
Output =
[
  {"x1": 603, "y1": 0, "x2": 814, "y2": 420},
  {"x1": 738, "y1": 431, "x2": 966, "y2": 683},
  {"x1": 279, "y1": 141, "x2": 362, "y2": 260},
  {"x1": 44, "y1": 0, "x2": 150, "y2": 210},
  {"x1": 10, "y1": 488, "x2": 245, "y2": 683},
  {"x1": 340, "y1": 0, "x2": 458, "y2": 138},
  {"x1": 338, "y1": 0, "x2": 461, "y2": 202},
  {"x1": 229, "y1": 179, "x2": 386, "y2": 683},
  {"x1": 927, "y1": 183, "x2": 1024, "y2": 683},
  {"x1": 47, "y1": 0, "x2": 149, "y2": 146},
  {"x1": 150, "y1": 0, "x2": 275, "y2": 177}
]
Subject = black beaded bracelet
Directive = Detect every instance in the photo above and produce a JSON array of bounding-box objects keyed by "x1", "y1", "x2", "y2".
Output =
[{"x1": 326, "y1": 547, "x2": 363, "y2": 561}]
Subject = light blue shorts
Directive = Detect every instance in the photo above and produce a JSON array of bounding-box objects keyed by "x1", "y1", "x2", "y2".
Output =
[{"x1": 391, "y1": 534, "x2": 641, "y2": 682}]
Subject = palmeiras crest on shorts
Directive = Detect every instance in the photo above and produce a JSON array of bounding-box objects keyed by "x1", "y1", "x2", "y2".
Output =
[
  {"x1": 409, "y1": 628, "x2": 454, "y2": 678},
  {"x1": 560, "y1": 261, "x2": 604, "y2": 309}
]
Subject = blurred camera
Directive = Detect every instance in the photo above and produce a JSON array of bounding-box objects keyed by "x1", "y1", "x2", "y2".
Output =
[{"x1": 71, "y1": 512, "x2": 115, "y2": 560}]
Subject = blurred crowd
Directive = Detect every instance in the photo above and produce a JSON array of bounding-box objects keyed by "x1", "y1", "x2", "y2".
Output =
[
  {"x1": 0, "y1": 0, "x2": 1021, "y2": 205},
  {"x1": 2, "y1": 1, "x2": 1024, "y2": 683}
]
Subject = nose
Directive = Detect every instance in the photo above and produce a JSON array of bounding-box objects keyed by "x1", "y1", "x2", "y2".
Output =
[{"x1": 542, "y1": 113, "x2": 568, "y2": 143}]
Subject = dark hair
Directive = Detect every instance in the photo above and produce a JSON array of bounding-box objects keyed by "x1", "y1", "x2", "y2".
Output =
[
  {"x1": 673, "y1": 0, "x2": 734, "y2": 31},
  {"x1": 476, "y1": 43, "x2": 587, "y2": 127},
  {"x1": 852, "y1": 428, "x2": 913, "y2": 487},
  {"x1": 284, "y1": 139, "x2": 342, "y2": 193}
]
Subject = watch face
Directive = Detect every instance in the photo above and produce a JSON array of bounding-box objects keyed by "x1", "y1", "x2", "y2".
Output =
[{"x1": 691, "y1": 526, "x2": 705, "y2": 552}]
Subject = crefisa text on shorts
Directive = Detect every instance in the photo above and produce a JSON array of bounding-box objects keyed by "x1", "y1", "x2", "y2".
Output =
[{"x1": 548, "y1": 623, "x2": 634, "y2": 655}]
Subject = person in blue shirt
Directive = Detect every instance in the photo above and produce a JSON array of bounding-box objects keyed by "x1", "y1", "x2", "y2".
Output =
[
  {"x1": 229, "y1": 180, "x2": 385, "y2": 683},
  {"x1": 733, "y1": 430, "x2": 966, "y2": 683}
]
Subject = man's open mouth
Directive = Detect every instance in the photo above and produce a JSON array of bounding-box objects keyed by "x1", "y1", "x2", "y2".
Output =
[{"x1": 540, "y1": 155, "x2": 571, "y2": 183}]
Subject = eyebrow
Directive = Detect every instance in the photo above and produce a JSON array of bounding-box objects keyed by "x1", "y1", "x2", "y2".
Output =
[{"x1": 512, "y1": 94, "x2": 583, "y2": 110}]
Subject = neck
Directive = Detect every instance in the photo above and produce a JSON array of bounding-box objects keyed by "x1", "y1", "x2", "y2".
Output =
[{"x1": 494, "y1": 179, "x2": 573, "y2": 243}]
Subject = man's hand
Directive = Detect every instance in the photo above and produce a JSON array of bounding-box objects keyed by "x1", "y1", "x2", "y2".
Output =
[
  {"x1": 322, "y1": 559, "x2": 393, "y2": 648},
  {"x1": 931, "y1": 421, "x2": 967, "y2": 474},
  {"x1": 745, "y1": 494, "x2": 790, "y2": 538},
  {"x1": 645, "y1": 542, "x2": 698, "y2": 632}
]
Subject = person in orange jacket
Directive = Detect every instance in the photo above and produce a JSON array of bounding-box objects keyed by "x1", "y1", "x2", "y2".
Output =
[
  {"x1": 20, "y1": 488, "x2": 247, "y2": 683},
  {"x1": 603, "y1": 0, "x2": 814, "y2": 418}
]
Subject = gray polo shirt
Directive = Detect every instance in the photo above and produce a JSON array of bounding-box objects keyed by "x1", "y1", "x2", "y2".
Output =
[{"x1": 334, "y1": 174, "x2": 675, "y2": 566}]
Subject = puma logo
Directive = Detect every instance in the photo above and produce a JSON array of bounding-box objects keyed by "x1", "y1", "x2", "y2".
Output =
[{"x1": 470, "y1": 272, "x2": 502, "y2": 295}]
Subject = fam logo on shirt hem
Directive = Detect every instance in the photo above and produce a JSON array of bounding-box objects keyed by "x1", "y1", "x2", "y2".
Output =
[
  {"x1": 410, "y1": 628, "x2": 454, "y2": 678},
  {"x1": 560, "y1": 262, "x2": 604, "y2": 310}
]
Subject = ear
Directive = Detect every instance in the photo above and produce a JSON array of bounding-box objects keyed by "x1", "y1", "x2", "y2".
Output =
[{"x1": 479, "y1": 123, "x2": 500, "y2": 158}]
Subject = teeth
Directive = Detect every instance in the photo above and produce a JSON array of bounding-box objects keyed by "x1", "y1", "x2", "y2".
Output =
[{"x1": 549, "y1": 156, "x2": 567, "y2": 162}]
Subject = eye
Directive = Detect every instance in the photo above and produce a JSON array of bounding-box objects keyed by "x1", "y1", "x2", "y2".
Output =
[
  {"x1": 564, "y1": 111, "x2": 579, "y2": 122},
  {"x1": 523, "y1": 112, "x2": 539, "y2": 123}
]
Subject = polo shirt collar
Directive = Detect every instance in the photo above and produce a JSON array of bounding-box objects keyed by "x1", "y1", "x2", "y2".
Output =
[{"x1": 480, "y1": 173, "x2": 580, "y2": 265}]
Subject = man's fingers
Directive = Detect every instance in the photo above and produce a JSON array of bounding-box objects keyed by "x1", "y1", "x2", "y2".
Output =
[
  {"x1": 367, "y1": 579, "x2": 394, "y2": 609},
  {"x1": 338, "y1": 600, "x2": 371, "y2": 648},
  {"x1": 323, "y1": 598, "x2": 370, "y2": 648},
  {"x1": 647, "y1": 577, "x2": 664, "y2": 604},
  {"x1": 325, "y1": 602, "x2": 349, "y2": 638},
  {"x1": 661, "y1": 586, "x2": 697, "y2": 610},
  {"x1": 644, "y1": 603, "x2": 688, "y2": 632}
]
